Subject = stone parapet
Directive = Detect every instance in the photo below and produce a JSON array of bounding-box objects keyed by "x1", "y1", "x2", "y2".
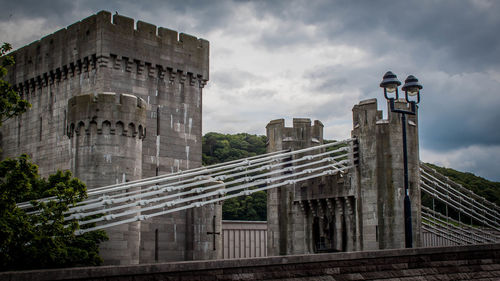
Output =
[{"x1": 2, "y1": 243, "x2": 499, "y2": 280}]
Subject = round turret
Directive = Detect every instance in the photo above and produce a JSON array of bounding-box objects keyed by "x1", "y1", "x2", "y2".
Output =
[
  {"x1": 67, "y1": 92, "x2": 146, "y2": 188},
  {"x1": 67, "y1": 92, "x2": 147, "y2": 265}
]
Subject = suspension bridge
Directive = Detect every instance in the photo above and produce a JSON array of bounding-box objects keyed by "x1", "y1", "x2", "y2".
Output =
[{"x1": 18, "y1": 137, "x2": 500, "y2": 248}]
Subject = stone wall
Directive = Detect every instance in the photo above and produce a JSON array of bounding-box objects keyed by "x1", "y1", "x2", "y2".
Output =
[
  {"x1": 0, "y1": 11, "x2": 211, "y2": 264},
  {"x1": 2, "y1": 244, "x2": 499, "y2": 280}
]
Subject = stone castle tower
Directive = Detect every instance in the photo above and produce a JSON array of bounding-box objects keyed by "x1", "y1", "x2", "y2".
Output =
[
  {"x1": 266, "y1": 98, "x2": 421, "y2": 255},
  {"x1": 0, "y1": 11, "x2": 217, "y2": 264}
]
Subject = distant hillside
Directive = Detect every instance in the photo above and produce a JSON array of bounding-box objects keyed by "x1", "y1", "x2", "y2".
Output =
[
  {"x1": 202, "y1": 132, "x2": 268, "y2": 221},
  {"x1": 202, "y1": 133, "x2": 500, "y2": 220},
  {"x1": 202, "y1": 132, "x2": 267, "y2": 165},
  {"x1": 424, "y1": 163, "x2": 500, "y2": 206}
]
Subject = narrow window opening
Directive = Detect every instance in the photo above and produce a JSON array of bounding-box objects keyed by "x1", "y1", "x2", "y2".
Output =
[
  {"x1": 39, "y1": 117, "x2": 43, "y2": 141},
  {"x1": 17, "y1": 120, "x2": 21, "y2": 148},
  {"x1": 180, "y1": 83, "x2": 185, "y2": 103},
  {"x1": 312, "y1": 216, "x2": 320, "y2": 253},
  {"x1": 341, "y1": 214, "x2": 347, "y2": 252},
  {"x1": 155, "y1": 229, "x2": 159, "y2": 262},
  {"x1": 156, "y1": 107, "x2": 160, "y2": 135},
  {"x1": 63, "y1": 110, "x2": 67, "y2": 136}
]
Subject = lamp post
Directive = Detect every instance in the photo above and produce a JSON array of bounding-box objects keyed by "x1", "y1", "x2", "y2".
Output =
[{"x1": 380, "y1": 71, "x2": 422, "y2": 248}]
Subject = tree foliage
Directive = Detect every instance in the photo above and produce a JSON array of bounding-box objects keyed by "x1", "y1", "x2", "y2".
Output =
[
  {"x1": 424, "y1": 163, "x2": 500, "y2": 206},
  {"x1": 202, "y1": 132, "x2": 268, "y2": 221},
  {"x1": 222, "y1": 191, "x2": 267, "y2": 221},
  {"x1": 0, "y1": 155, "x2": 108, "y2": 271},
  {"x1": 202, "y1": 132, "x2": 267, "y2": 165},
  {"x1": 0, "y1": 43, "x2": 30, "y2": 126},
  {"x1": 0, "y1": 43, "x2": 105, "y2": 271}
]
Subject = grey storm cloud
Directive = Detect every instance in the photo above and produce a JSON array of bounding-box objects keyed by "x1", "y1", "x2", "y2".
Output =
[
  {"x1": 0, "y1": 0, "x2": 76, "y2": 19},
  {"x1": 419, "y1": 71, "x2": 500, "y2": 151},
  {"x1": 249, "y1": 0, "x2": 500, "y2": 73}
]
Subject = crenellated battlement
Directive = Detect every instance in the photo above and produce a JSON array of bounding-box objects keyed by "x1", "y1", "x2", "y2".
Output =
[
  {"x1": 100, "y1": 12, "x2": 208, "y2": 49},
  {"x1": 11, "y1": 11, "x2": 208, "y2": 63},
  {"x1": 67, "y1": 92, "x2": 147, "y2": 139},
  {"x1": 8, "y1": 10, "x2": 209, "y2": 92},
  {"x1": 12, "y1": 54, "x2": 207, "y2": 97},
  {"x1": 351, "y1": 98, "x2": 418, "y2": 135},
  {"x1": 266, "y1": 118, "x2": 324, "y2": 146}
]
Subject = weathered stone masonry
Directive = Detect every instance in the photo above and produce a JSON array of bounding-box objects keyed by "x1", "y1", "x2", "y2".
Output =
[
  {"x1": 351, "y1": 98, "x2": 421, "y2": 250},
  {"x1": 266, "y1": 98, "x2": 421, "y2": 255},
  {"x1": 266, "y1": 118, "x2": 358, "y2": 255},
  {"x1": 67, "y1": 92, "x2": 146, "y2": 265},
  {"x1": 0, "y1": 11, "x2": 216, "y2": 264}
]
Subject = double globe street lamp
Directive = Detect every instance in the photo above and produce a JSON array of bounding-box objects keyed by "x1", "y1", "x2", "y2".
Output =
[{"x1": 380, "y1": 71, "x2": 423, "y2": 248}]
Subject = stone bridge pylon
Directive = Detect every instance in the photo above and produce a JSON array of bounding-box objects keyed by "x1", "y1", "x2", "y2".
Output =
[{"x1": 266, "y1": 98, "x2": 421, "y2": 255}]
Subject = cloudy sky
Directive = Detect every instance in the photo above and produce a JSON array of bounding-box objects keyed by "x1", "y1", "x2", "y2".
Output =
[{"x1": 1, "y1": 0, "x2": 499, "y2": 181}]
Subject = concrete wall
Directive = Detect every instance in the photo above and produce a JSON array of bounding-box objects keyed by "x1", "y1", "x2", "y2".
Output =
[
  {"x1": 1, "y1": 11, "x2": 211, "y2": 264},
  {"x1": 2, "y1": 243, "x2": 499, "y2": 280}
]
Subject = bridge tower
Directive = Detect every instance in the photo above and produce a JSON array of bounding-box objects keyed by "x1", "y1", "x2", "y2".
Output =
[
  {"x1": 266, "y1": 118, "x2": 323, "y2": 255},
  {"x1": 351, "y1": 98, "x2": 421, "y2": 250},
  {"x1": 266, "y1": 118, "x2": 359, "y2": 255},
  {"x1": 267, "y1": 97, "x2": 422, "y2": 254}
]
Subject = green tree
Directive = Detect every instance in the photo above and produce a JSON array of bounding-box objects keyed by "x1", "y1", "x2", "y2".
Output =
[
  {"x1": 222, "y1": 191, "x2": 267, "y2": 221},
  {"x1": 0, "y1": 154, "x2": 108, "y2": 271},
  {"x1": 425, "y1": 163, "x2": 500, "y2": 206},
  {"x1": 0, "y1": 43, "x2": 30, "y2": 125},
  {"x1": 202, "y1": 132, "x2": 267, "y2": 165},
  {"x1": 0, "y1": 43, "x2": 106, "y2": 271},
  {"x1": 202, "y1": 132, "x2": 268, "y2": 221}
]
